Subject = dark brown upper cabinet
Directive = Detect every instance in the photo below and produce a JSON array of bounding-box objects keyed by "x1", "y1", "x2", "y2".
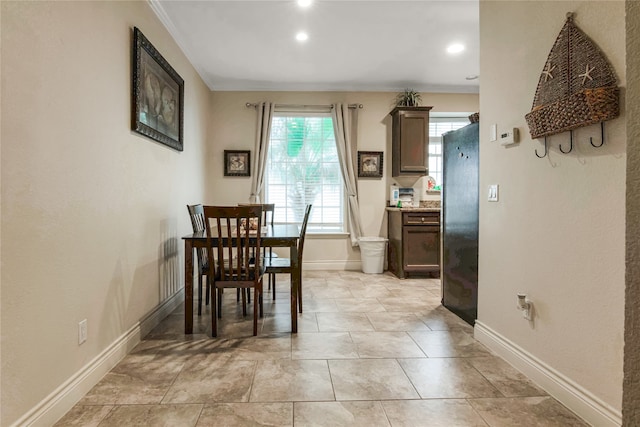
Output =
[{"x1": 390, "y1": 106, "x2": 432, "y2": 177}]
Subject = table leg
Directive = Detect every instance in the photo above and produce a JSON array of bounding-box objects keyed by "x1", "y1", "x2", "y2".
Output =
[
  {"x1": 184, "y1": 239, "x2": 194, "y2": 334},
  {"x1": 290, "y1": 245, "x2": 298, "y2": 333}
]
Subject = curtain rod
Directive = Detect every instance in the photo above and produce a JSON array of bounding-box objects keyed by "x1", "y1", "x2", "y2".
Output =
[{"x1": 245, "y1": 102, "x2": 363, "y2": 109}]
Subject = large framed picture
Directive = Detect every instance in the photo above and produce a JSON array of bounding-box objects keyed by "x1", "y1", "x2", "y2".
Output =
[
  {"x1": 224, "y1": 150, "x2": 251, "y2": 176},
  {"x1": 132, "y1": 27, "x2": 184, "y2": 151},
  {"x1": 357, "y1": 151, "x2": 383, "y2": 178}
]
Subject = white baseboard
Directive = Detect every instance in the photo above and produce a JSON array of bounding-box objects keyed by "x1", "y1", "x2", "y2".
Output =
[
  {"x1": 474, "y1": 321, "x2": 622, "y2": 427},
  {"x1": 14, "y1": 289, "x2": 184, "y2": 427}
]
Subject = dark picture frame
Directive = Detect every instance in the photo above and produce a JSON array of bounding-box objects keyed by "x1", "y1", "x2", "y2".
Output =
[
  {"x1": 357, "y1": 151, "x2": 383, "y2": 178},
  {"x1": 224, "y1": 150, "x2": 251, "y2": 176},
  {"x1": 132, "y1": 27, "x2": 184, "y2": 151}
]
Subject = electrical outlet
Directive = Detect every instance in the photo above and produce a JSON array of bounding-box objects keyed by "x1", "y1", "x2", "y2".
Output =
[{"x1": 79, "y1": 319, "x2": 87, "y2": 345}]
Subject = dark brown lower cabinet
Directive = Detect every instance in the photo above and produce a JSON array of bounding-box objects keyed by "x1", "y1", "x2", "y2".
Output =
[{"x1": 388, "y1": 210, "x2": 440, "y2": 278}]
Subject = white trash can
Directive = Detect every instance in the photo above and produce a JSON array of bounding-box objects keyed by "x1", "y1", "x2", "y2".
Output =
[{"x1": 359, "y1": 237, "x2": 388, "y2": 274}]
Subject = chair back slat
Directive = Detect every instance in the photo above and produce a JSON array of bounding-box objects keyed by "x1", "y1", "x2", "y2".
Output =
[
  {"x1": 187, "y1": 204, "x2": 208, "y2": 270},
  {"x1": 298, "y1": 204, "x2": 313, "y2": 260}
]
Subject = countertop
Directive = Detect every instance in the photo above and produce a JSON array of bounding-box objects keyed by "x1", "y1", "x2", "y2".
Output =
[
  {"x1": 386, "y1": 200, "x2": 441, "y2": 212},
  {"x1": 386, "y1": 207, "x2": 441, "y2": 212}
]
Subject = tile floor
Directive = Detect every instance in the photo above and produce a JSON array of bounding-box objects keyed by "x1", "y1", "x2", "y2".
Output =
[{"x1": 55, "y1": 271, "x2": 588, "y2": 426}]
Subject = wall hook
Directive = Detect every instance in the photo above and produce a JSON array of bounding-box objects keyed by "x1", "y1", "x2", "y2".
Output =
[
  {"x1": 559, "y1": 130, "x2": 574, "y2": 154},
  {"x1": 590, "y1": 122, "x2": 605, "y2": 148},
  {"x1": 535, "y1": 137, "x2": 549, "y2": 158}
]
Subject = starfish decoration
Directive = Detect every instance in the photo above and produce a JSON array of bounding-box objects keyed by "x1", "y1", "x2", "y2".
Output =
[
  {"x1": 542, "y1": 62, "x2": 556, "y2": 82},
  {"x1": 579, "y1": 64, "x2": 595, "y2": 85}
]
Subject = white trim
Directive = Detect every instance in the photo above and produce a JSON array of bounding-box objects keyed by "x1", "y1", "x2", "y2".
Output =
[
  {"x1": 13, "y1": 290, "x2": 184, "y2": 427},
  {"x1": 474, "y1": 321, "x2": 622, "y2": 427}
]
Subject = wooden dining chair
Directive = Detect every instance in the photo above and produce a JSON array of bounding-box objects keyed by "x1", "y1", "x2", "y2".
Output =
[
  {"x1": 203, "y1": 205, "x2": 265, "y2": 337},
  {"x1": 239, "y1": 203, "x2": 278, "y2": 295},
  {"x1": 265, "y1": 204, "x2": 312, "y2": 312},
  {"x1": 186, "y1": 204, "x2": 210, "y2": 316}
]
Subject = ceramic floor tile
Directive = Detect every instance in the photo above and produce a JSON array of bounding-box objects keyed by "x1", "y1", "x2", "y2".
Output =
[
  {"x1": 323, "y1": 277, "x2": 363, "y2": 287},
  {"x1": 346, "y1": 284, "x2": 395, "y2": 299},
  {"x1": 263, "y1": 312, "x2": 319, "y2": 333},
  {"x1": 350, "y1": 331, "x2": 426, "y2": 358},
  {"x1": 366, "y1": 312, "x2": 431, "y2": 331},
  {"x1": 316, "y1": 312, "x2": 375, "y2": 332},
  {"x1": 299, "y1": 298, "x2": 339, "y2": 313},
  {"x1": 224, "y1": 333, "x2": 292, "y2": 360},
  {"x1": 416, "y1": 306, "x2": 474, "y2": 331},
  {"x1": 294, "y1": 401, "x2": 391, "y2": 427},
  {"x1": 292, "y1": 332, "x2": 358, "y2": 359},
  {"x1": 408, "y1": 330, "x2": 491, "y2": 357},
  {"x1": 128, "y1": 337, "x2": 231, "y2": 366},
  {"x1": 399, "y1": 358, "x2": 502, "y2": 399},
  {"x1": 78, "y1": 360, "x2": 184, "y2": 405},
  {"x1": 469, "y1": 356, "x2": 547, "y2": 397},
  {"x1": 196, "y1": 403, "x2": 293, "y2": 426},
  {"x1": 211, "y1": 314, "x2": 268, "y2": 339},
  {"x1": 266, "y1": 298, "x2": 296, "y2": 315},
  {"x1": 304, "y1": 284, "x2": 355, "y2": 299},
  {"x1": 333, "y1": 298, "x2": 387, "y2": 312},
  {"x1": 147, "y1": 313, "x2": 208, "y2": 337},
  {"x1": 55, "y1": 270, "x2": 587, "y2": 427},
  {"x1": 304, "y1": 271, "x2": 335, "y2": 279},
  {"x1": 162, "y1": 356, "x2": 256, "y2": 403},
  {"x1": 328, "y1": 359, "x2": 419, "y2": 400},
  {"x1": 338, "y1": 270, "x2": 370, "y2": 279},
  {"x1": 382, "y1": 399, "x2": 489, "y2": 427},
  {"x1": 96, "y1": 404, "x2": 202, "y2": 427},
  {"x1": 468, "y1": 396, "x2": 589, "y2": 426},
  {"x1": 379, "y1": 297, "x2": 439, "y2": 312},
  {"x1": 53, "y1": 405, "x2": 114, "y2": 427},
  {"x1": 250, "y1": 359, "x2": 335, "y2": 402}
]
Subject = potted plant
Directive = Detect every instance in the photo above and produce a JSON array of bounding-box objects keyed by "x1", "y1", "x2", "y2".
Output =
[{"x1": 395, "y1": 89, "x2": 422, "y2": 107}]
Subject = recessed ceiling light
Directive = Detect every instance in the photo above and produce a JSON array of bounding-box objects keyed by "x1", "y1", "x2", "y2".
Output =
[
  {"x1": 466, "y1": 75, "x2": 479, "y2": 80},
  {"x1": 297, "y1": 0, "x2": 312, "y2": 7},
  {"x1": 296, "y1": 32, "x2": 308, "y2": 42},
  {"x1": 446, "y1": 43, "x2": 465, "y2": 54}
]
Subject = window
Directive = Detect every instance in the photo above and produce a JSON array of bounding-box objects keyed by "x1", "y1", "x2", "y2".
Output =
[
  {"x1": 265, "y1": 113, "x2": 344, "y2": 233},
  {"x1": 429, "y1": 116, "x2": 471, "y2": 187}
]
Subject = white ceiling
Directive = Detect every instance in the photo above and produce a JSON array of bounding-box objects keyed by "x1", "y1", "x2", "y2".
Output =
[{"x1": 150, "y1": 0, "x2": 479, "y2": 93}]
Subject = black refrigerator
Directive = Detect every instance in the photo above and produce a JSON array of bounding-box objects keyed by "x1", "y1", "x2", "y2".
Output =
[{"x1": 441, "y1": 122, "x2": 479, "y2": 325}]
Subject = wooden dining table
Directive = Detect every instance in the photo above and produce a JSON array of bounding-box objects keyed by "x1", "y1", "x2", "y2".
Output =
[{"x1": 182, "y1": 224, "x2": 301, "y2": 334}]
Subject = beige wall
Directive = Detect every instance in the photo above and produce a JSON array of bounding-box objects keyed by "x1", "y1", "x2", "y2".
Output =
[
  {"x1": 208, "y1": 91, "x2": 478, "y2": 267},
  {"x1": 478, "y1": 0, "x2": 625, "y2": 419},
  {"x1": 0, "y1": 1, "x2": 210, "y2": 425}
]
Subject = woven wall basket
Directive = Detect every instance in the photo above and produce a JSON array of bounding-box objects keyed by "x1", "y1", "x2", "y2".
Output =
[{"x1": 525, "y1": 13, "x2": 620, "y2": 139}]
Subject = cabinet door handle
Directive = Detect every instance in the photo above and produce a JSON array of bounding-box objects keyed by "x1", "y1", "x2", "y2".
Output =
[{"x1": 421, "y1": 217, "x2": 425, "y2": 223}]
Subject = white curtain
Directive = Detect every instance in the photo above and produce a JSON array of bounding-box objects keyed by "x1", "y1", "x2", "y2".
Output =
[
  {"x1": 332, "y1": 103, "x2": 363, "y2": 246},
  {"x1": 249, "y1": 102, "x2": 275, "y2": 203}
]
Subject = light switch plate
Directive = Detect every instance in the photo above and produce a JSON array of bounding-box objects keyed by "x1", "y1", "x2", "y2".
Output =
[
  {"x1": 488, "y1": 184, "x2": 499, "y2": 202},
  {"x1": 490, "y1": 124, "x2": 497, "y2": 142}
]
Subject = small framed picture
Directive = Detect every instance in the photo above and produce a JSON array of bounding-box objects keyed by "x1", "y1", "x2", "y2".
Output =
[
  {"x1": 224, "y1": 150, "x2": 251, "y2": 176},
  {"x1": 357, "y1": 151, "x2": 383, "y2": 178}
]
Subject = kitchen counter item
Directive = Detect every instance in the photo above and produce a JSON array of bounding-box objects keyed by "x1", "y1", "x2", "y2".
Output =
[{"x1": 386, "y1": 207, "x2": 440, "y2": 212}]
